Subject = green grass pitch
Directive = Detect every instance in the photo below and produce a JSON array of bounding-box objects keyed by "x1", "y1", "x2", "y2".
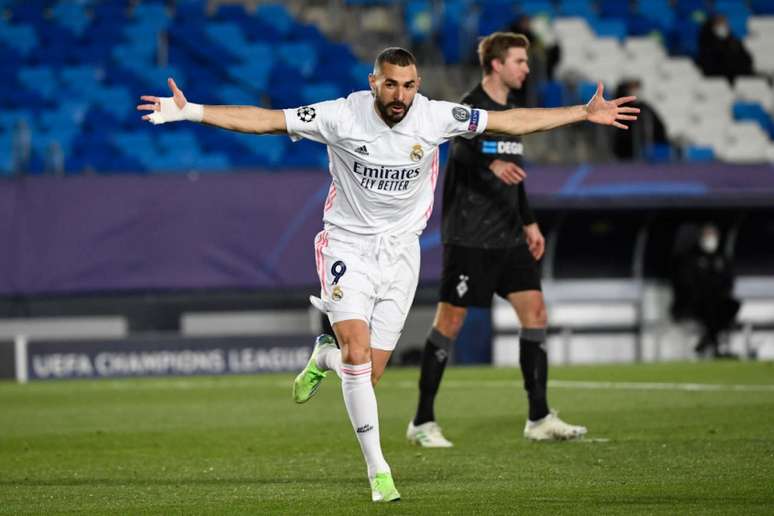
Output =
[{"x1": 1, "y1": 361, "x2": 773, "y2": 514}]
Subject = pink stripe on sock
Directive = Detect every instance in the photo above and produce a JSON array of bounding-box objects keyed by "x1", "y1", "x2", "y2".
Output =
[{"x1": 341, "y1": 368, "x2": 372, "y2": 376}]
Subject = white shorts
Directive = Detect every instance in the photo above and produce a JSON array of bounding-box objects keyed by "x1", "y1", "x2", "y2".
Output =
[{"x1": 313, "y1": 227, "x2": 420, "y2": 351}]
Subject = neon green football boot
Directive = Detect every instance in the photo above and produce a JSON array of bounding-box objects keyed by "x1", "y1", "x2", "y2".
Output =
[
  {"x1": 370, "y1": 472, "x2": 401, "y2": 502},
  {"x1": 292, "y1": 334, "x2": 336, "y2": 403}
]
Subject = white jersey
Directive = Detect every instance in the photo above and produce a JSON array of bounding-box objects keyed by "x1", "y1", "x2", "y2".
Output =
[{"x1": 283, "y1": 91, "x2": 488, "y2": 236}]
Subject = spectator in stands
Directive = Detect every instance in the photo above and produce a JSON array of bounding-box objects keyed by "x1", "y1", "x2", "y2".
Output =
[
  {"x1": 670, "y1": 223, "x2": 740, "y2": 358},
  {"x1": 697, "y1": 14, "x2": 753, "y2": 84},
  {"x1": 612, "y1": 79, "x2": 667, "y2": 160}
]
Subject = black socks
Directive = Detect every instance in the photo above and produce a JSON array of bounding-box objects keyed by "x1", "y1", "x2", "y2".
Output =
[
  {"x1": 413, "y1": 328, "x2": 453, "y2": 426},
  {"x1": 519, "y1": 327, "x2": 549, "y2": 422}
]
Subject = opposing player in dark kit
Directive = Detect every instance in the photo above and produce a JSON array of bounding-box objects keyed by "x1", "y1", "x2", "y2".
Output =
[{"x1": 407, "y1": 33, "x2": 587, "y2": 448}]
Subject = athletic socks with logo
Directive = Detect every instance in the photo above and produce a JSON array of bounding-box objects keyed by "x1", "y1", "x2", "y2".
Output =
[
  {"x1": 520, "y1": 328, "x2": 550, "y2": 422},
  {"x1": 413, "y1": 327, "x2": 453, "y2": 426},
  {"x1": 341, "y1": 361, "x2": 390, "y2": 479}
]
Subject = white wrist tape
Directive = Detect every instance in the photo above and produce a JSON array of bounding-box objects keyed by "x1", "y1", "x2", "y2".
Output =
[{"x1": 147, "y1": 97, "x2": 204, "y2": 125}]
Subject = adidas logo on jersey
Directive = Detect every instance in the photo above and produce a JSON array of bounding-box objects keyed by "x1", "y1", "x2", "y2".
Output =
[{"x1": 354, "y1": 145, "x2": 369, "y2": 155}]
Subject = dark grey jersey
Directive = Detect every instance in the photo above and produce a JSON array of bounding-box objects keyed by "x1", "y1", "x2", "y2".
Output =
[{"x1": 441, "y1": 84, "x2": 536, "y2": 249}]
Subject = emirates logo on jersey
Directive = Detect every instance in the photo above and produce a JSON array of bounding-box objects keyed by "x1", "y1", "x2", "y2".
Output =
[
  {"x1": 410, "y1": 144, "x2": 424, "y2": 162},
  {"x1": 352, "y1": 161, "x2": 420, "y2": 192}
]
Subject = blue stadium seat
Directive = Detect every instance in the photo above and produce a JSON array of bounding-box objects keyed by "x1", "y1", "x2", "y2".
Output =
[
  {"x1": 684, "y1": 145, "x2": 715, "y2": 161},
  {"x1": 733, "y1": 102, "x2": 774, "y2": 138},
  {"x1": 0, "y1": 133, "x2": 14, "y2": 176},
  {"x1": 228, "y1": 60, "x2": 273, "y2": 94},
  {"x1": 751, "y1": 0, "x2": 774, "y2": 14},
  {"x1": 60, "y1": 66, "x2": 102, "y2": 94},
  {"x1": 130, "y1": 3, "x2": 170, "y2": 31},
  {"x1": 214, "y1": 4, "x2": 249, "y2": 21},
  {"x1": 195, "y1": 153, "x2": 232, "y2": 172},
  {"x1": 558, "y1": 0, "x2": 597, "y2": 21},
  {"x1": 668, "y1": 18, "x2": 701, "y2": 57},
  {"x1": 0, "y1": 23, "x2": 38, "y2": 56},
  {"x1": 344, "y1": 0, "x2": 394, "y2": 4},
  {"x1": 205, "y1": 22, "x2": 250, "y2": 58},
  {"x1": 91, "y1": 86, "x2": 133, "y2": 122},
  {"x1": 438, "y1": 0, "x2": 466, "y2": 64},
  {"x1": 626, "y1": 13, "x2": 660, "y2": 36},
  {"x1": 478, "y1": 1, "x2": 518, "y2": 36},
  {"x1": 598, "y1": 0, "x2": 629, "y2": 19},
  {"x1": 51, "y1": 2, "x2": 90, "y2": 36},
  {"x1": 215, "y1": 85, "x2": 261, "y2": 107},
  {"x1": 159, "y1": 131, "x2": 201, "y2": 154},
  {"x1": 278, "y1": 42, "x2": 318, "y2": 78},
  {"x1": 576, "y1": 81, "x2": 599, "y2": 105},
  {"x1": 592, "y1": 19, "x2": 627, "y2": 40},
  {"x1": 232, "y1": 133, "x2": 287, "y2": 168},
  {"x1": 283, "y1": 139, "x2": 328, "y2": 169},
  {"x1": 519, "y1": 0, "x2": 555, "y2": 18},
  {"x1": 302, "y1": 83, "x2": 344, "y2": 105},
  {"x1": 637, "y1": 0, "x2": 675, "y2": 32},
  {"x1": 674, "y1": 0, "x2": 705, "y2": 16},
  {"x1": 112, "y1": 132, "x2": 158, "y2": 153},
  {"x1": 18, "y1": 66, "x2": 59, "y2": 100},
  {"x1": 539, "y1": 80, "x2": 564, "y2": 108},
  {"x1": 8, "y1": 2, "x2": 45, "y2": 25},
  {"x1": 255, "y1": 4, "x2": 295, "y2": 37},
  {"x1": 405, "y1": 0, "x2": 435, "y2": 43},
  {"x1": 268, "y1": 62, "x2": 306, "y2": 108},
  {"x1": 645, "y1": 143, "x2": 672, "y2": 163},
  {"x1": 349, "y1": 62, "x2": 372, "y2": 88}
]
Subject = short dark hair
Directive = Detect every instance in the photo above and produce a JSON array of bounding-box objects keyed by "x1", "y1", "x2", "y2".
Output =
[
  {"x1": 373, "y1": 47, "x2": 417, "y2": 74},
  {"x1": 478, "y1": 32, "x2": 530, "y2": 75}
]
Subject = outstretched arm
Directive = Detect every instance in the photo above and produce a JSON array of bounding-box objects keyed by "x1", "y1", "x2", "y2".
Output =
[
  {"x1": 486, "y1": 81, "x2": 639, "y2": 135},
  {"x1": 137, "y1": 78, "x2": 287, "y2": 134}
]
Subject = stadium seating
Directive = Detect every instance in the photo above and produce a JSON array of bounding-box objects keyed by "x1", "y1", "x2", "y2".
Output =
[
  {"x1": 0, "y1": 0, "x2": 364, "y2": 176},
  {"x1": 3, "y1": 0, "x2": 774, "y2": 177}
]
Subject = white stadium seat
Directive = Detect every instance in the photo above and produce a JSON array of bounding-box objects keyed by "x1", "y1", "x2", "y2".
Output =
[
  {"x1": 714, "y1": 122, "x2": 771, "y2": 163},
  {"x1": 553, "y1": 17, "x2": 595, "y2": 46},
  {"x1": 693, "y1": 77, "x2": 735, "y2": 108},
  {"x1": 624, "y1": 37, "x2": 666, "y2": 62},
  {"x1": 657, "y1": 58, "x2": 703, "y2": 83},
  {"x1": 747, "y1": 16, "x2": 774, "y2": 39},
  {"x1": 734, "y1": 77, "x2": 774, "y2": 113}
]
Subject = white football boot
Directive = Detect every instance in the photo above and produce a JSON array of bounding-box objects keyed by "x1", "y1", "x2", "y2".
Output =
[
  {"x1": 524, "y1": 410, "x2": 587, "y2": 441},
  {"x1": 406, "y1": 421, "x2": 454, "y2": 448}
]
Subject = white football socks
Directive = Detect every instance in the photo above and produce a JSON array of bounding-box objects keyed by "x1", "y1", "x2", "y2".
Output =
[
  {"x1": 315, "y1": 344, "x2": 342, "y2": 378},
  {"x1": 340, "y1": 361, "x2": 389, "y2": 479}
]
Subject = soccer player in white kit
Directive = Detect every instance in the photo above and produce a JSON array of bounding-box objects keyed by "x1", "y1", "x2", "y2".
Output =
[{"x1": 137, "y1": 47, "x2": 639, "y2": 502}]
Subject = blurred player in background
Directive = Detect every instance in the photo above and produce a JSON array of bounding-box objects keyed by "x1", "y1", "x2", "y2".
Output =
[
  {"x1": 137, "y1": 46, "x2": 637, "y2": 502},
  {"x1": 670, "y1": 222, "x2": 740, "y2": 358},
  {"x1": 407, "y1": 33, "x2": 587, "y2": 448}
]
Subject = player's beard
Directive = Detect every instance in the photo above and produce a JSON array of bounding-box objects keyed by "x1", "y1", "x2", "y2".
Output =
[{"x1": 375, "y1": 98, "x2": 412, "y2": 126}]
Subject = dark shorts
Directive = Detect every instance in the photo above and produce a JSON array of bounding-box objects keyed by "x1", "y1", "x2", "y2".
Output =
[{"x1": 439, "y1": 244, "x2": 542, "y2": 308}]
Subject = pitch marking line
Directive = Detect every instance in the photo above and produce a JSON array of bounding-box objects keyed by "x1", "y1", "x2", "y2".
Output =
[
  {"x1": 388, "y1": 379, "x2": 774, "y2": 392},
  {"x1": 24, "y1": 377, "x2": 774, "y2": 393}
]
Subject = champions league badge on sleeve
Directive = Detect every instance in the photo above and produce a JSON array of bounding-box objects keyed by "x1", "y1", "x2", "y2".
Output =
[
  {"x1": 297, "y1": 106, "x2": 316, "y2": 123},
  {"x1": 452, "y1": 106, "x2": 470, "y2": 122},
  {"x1": 410, "y1": 144, "x2": 424, "y2": 162},
  {"x1": 467, "y1": 109, "x2": 480, "y2": 132}
]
